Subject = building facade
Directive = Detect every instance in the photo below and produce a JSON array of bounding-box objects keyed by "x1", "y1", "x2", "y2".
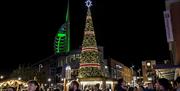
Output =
[
  {"x1": 31, "y1": 46, "x2": 104, "y2": 82},
  {"x1": 164, "y1": 0, "x2": 180, "y2": 65},
  {"x1": 108, "y1": 58, "x2": 133, "y2": 84},
  {"x1": 142, "y1": 60, "x2": 156, "y2": 83}
]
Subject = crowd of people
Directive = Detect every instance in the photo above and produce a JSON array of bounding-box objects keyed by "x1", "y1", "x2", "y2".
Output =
[
  {"x1": 2, "y1": 76, "x2": 180, "y2": 91},
  {"x1": 114, "y1": 76, "x2": 180, "y2": 91}
]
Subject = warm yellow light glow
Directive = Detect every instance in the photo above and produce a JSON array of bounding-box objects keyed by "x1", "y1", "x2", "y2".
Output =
[
  {"x1": 146, "y1": 62, "x2": 151, "y2": 67},
  {"x1": 106, "y1": 81, "x2": 114, "y2": 84},
  {"x1": 0, "y1": 80, "x2": 27, "y2": 87},
  {"x1": 85, "y1": 31, "x2": 95, "y2": 35},
  {"x1": 80, "y1": 81, "x2": 102, "y2": 85}
]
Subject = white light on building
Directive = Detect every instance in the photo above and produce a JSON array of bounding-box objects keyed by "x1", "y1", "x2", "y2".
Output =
[
  {"x1": 18, "y1": 77, "x2": 22, "y2": 80},
  {"x1": 148, "y1": 77, "x2": 152, "y2": 81},
  {"x1": 65, "y1": 65, "x2": 71, "y2": 79}
]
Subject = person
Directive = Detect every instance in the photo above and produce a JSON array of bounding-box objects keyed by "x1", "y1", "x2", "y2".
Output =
[
  {"x1": 69, "y1": 80, "x2": 81, "y2": 91},
  {"x1": 27, "y1": 80, "x2": 40, "y2": 91},
  {"x1": 127, "y1": 87, "x2": 134, "y2": 91},
  {"x1": 155, "y1": 78, "x2": 172, "y2": 91},
  {"x1": 53, "y1": 89, "x2": 60, "y2": 91},
  {"x1": 94, "y1": 83, "x2": 101, "y2": 91},
  {"x1": 145, "y1": 83, "x2": 154, "y2": 91},
  {"x1": 176, "y1": 76, "x2": 180, "y2": 91},
  {"x1": 134, "y1": 87, "x2": 138, "y2": 91},
  {"x1": 138, "y1": 86, "x2": 145, "y2": 91},
  {"x1": 114, "y1": 78, "x2": 127, "y2": 91},
  {"x1": 6, "y1": 87, "x2": 16, "y2": 91}
]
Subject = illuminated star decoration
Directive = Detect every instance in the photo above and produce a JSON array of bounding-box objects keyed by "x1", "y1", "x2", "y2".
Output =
[{"x1": 85, "y1": 0, "x2": 92, "y2": 8}]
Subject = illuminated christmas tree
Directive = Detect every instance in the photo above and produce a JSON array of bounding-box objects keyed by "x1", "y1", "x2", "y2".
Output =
[{"x1": 78, "y1": 0, "x2": 103, "y2": 78}]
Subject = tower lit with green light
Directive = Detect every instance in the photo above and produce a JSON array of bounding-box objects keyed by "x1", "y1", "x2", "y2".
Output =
[{"x1": 54, "y1": 0, "x2": 70, "y2": 54}]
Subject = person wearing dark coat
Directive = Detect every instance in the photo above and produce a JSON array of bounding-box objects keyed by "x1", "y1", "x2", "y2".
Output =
[
  {"x1": 69, "y1": 80, "x2": 81, "y2": 91},
  {"x1": 114, "y1": 78, "x2": 127, "y2": 91},
  {"x1": 176, "y1": 76, "x2": 180, "y2": 91},
  {"x1": 155, "y1": 78, "x2": 172, "y2": 91}
]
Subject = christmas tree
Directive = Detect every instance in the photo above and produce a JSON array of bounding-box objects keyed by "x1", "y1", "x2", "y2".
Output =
[{"x1": 78, "y1": 0, "x2": 102, "y2": 78}]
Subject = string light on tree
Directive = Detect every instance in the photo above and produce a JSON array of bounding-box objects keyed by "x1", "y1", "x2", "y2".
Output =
[{"x1": 78, "y1": 0, "x2": 103, "y2": 78}]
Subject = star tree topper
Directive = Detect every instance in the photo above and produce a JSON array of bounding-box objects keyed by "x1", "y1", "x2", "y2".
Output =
[{"x1": 85, "y1": 0, "x2": 92, "y2": 8}]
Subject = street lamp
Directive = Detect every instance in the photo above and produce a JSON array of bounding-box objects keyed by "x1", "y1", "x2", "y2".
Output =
[
  {"x1": 146, "y1": 62, "x2": 151, "y2": 68},
  {"x1": 50, "y1": 83, "x2": 53, "y2": 87},
  {"x1": 18, "y1": 77, "x2": 22, "y2": 80},
  {"x1": 44, "y1": 84, "x2": 47, "y2": 86},
  {"x1": 47, "y1": 78, "x2": 51, "y2": 88},
  {"x1": 0, "y1": 75, "x2": 4, "y2": 79},
  {"x1": 130, "y1": 65, "x2": 135, "y2": 87},
  {"x1": 61, "y1": 78, "x2": 64, "y2": 81},
  {"x1": 39, "y1": 64, "x2": 43, "y2": 72},
  {"x1": 130, "y1": 66, "x2": 134, "y2": 76},
  {"x1": 48, "y1": 78, "x2": 51, "y2": 82},
  {"x1": 132, "y1": 65, "x2": 135, "y2": 68},
  {"x1": 137, "y1": 69, "x2": 141, "y2": 77}
]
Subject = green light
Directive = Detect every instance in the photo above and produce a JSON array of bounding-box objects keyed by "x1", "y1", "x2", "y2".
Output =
[
  {"x1": 58, "y1": 33, "x2": 66, "y2": 37},
  {"x1": 54, "y1": 0, "x2": 70, "y2": 54}
]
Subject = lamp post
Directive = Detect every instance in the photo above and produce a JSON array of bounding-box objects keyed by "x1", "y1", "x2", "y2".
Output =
[
  {"x1": 130, "y1": 65, "x2": 135, "y2": 87},
  {"x1": 39, "y1": 64, "x2": 43, "y2": 72},
  {"x1": 146, "y1": 62, "x2": 151, "y2": 68},
  {"x1": 146, "y1": 61, "x2": 153, "y2": 82},
  {"x1": 37, "y1": 64, "x2": 43, "y2": 83},
  {"x1": 48, "y1": 78, "x2": 51, "y2": 89},
  {"x1": 137, "y1": 69, "x2": 141, "y2": 77}
]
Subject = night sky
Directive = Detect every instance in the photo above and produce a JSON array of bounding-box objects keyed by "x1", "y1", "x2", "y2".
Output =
[{"x1": 0, "y1": 0, "x2": 170, "y2": 74}]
